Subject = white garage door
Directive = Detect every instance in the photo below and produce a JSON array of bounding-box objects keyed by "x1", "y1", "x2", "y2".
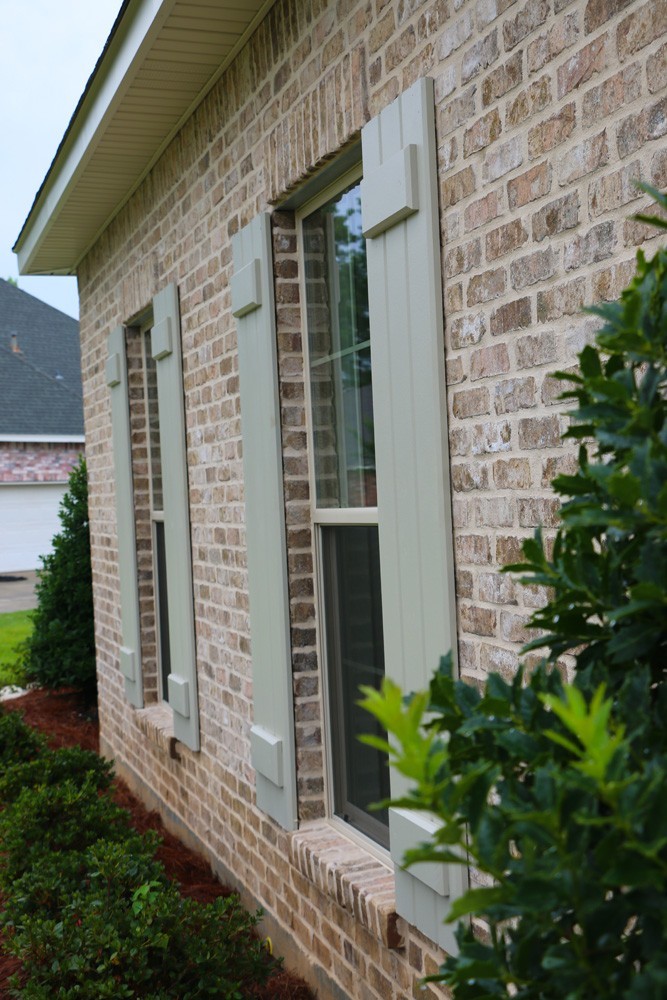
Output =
[{"x1": 0, "y1": 483, "x2": 67, "y2": 573}]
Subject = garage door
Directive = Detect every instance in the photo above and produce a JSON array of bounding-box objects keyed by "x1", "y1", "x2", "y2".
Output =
[{"x1": 0, "y1": 483, "x2": 67, "y2": 573}]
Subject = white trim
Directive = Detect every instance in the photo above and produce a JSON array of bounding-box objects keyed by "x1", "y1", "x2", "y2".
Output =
[
  {"x1": 17, "y1": 0, "x2": 278, "y2": 276},
  {"x1": 0, "y1": 435, "x2": 85, "y2": 444},
  {"x1": 313, "y1": 507, "x2": 378, "y2": 526}
]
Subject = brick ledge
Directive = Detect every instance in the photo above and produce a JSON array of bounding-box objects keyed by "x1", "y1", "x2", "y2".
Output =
[
  {"x1": 135, "y1": 703, "x2": 177, "y2": 756},
  {"x1": 290, "y1": 823, "x2": 404, "y2": 949}
]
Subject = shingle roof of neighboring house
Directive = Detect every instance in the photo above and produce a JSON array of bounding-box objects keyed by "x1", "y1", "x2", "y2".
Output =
[{"x1": 0, "y1": 279, "x2": 84, "y2": 437}]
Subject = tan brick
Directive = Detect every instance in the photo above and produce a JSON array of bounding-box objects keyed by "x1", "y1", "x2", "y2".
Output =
[
  {"x1": 652, "y1": 148, "x2": 667, "y2": 187},
  {"x1": 475, "y1": 496, "x2": 516, "y2": 527},
  {"x1": 464, "y1": 110, "x2": 503, "y2": 157},
  {"x1": 456, "y1": 534, "x2": 493, "y2": 564},
  {"x1": 479, "y1": 571, "x2": 519, "y2": 605},
  {"x1": 558, "y1": 131, "x2": 609, "y2": 185},
  {"x1": 450, "y1": 313, "x2": 487, "y2": 349},
  {"x1": 494, "y1": 376, "x2": 537, "y2": 413},
  {"x1": 464, "y1": 191, "x2": 503, "y2": 231},
  {"x1": 527, "y1": 103, "x2": 576, "y2": 159},
  {"x1": 446, "y1": 237, "x2": 482, "y2": 277},
  {"x1": 497, "y1": 535, "x2": 526, "y2": 564},
  {"x1": 438, "y1": 10, "x2": 475, "y2": 59},
  {"x1": 484, "y1": 136, "x2": 523, "y2": 182},
  {"x1": 503, "y1": 0, "x2": 550, "y2": 50},
  {"x1": 518, "y1": 497, "x2": 562, "y2": 527},
  {"x1": 507, "y1": 161, "x2": 552, "y2": 209},
  {"x1": 582, "y1": 65, "x2": 642, "y2": 129},
  {"x1": 519, "y1": 415, "x2": 562, "y2": 449},
  {"x1": 468, "y1": 267, "x2": 507, "y2": 305},
  {"x1": 588, "y1": 161, "x2": 641, "y2": 217},
  {"x1": 532, "y1": 192, "x2": 579, "y2": 241},
  {"x1": 462, "y1": 28, "x2": 500, "y2": 83},
  {"x1": 510, "y1": 248, "x2": 557, "y2": 290},
  {"x1": 537, "y1": 278, "x2": 586, "y2": 322},
  {"x1": 470, "y1": 343, "x2": 511, "y2": 380},
  {"x1": 647, "y1": 41, "x2": 667, "y2": 95},
  {"x1": 564, "y1": 221, "x2": 615, "y2": 271},
  {"x1": 486, "y1": 219, "x2": 529, "y2": 260},
  {"x1": 584, "y1": 0, "x2": 634, "y2": 34},
  {"x1": 527, "y1": 12, "x2": 580, "y2": 74},
  {"x1": 617, "y1": 2, "x2": 667, "y2": 62},
  {"x1": 482, "y1": 51, "x2": 523, "y2": 106},
  {"x1": 591, "y1": 259, "x2": 637, "y2": 301},
  {"x1": 516, "y1": 331, "x2": 560, "y2": 367},
  {"x1": 493, "y1": 458, "x2": 532, "y2": 489},
  {"x1": 506, "y1": 76, "x2": 551, "y2": 127},
  {"x1": 617, "y1": 97, "x2": 667, "y2": 158},
  {"x1": 439, "y1": 85, "x2": 477, "y2": 136},
  {"x1": 453, "y1": 387, "x2": 492, "y2": 419},
  {"x1": 490, "y1": 297, "x2": 532, "y2": 335},
  {"x1": 472, "y1": 419, "x2": 512, "y2": 454},
  {"x1": 452, "y1": 462, "x2": 491, "y2": 491},
  {"x1": 460, "y1": 603, "x2": 497, "y2": 637},
  {"x1": 442, "y1": 166, "x2": 477, "y2": 209},
  {"x1": 557, "y1": 35, "x2": 607, "y2": 98}
]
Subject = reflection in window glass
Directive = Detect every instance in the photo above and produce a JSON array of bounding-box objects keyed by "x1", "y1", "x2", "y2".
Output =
[
  {"x1": 303, "y1": 182, "x2": 376, "y2": 508},
  {"x1": 324, "y1": 526, "x2": 389, "y2": 845}
]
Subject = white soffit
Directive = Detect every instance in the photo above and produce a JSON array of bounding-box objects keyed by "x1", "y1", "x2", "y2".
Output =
[{"x1": 15, "y1": 0, "x2": 276, "y2": 277}]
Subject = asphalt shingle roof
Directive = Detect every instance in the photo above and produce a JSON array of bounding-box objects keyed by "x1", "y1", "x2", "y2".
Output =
[{"x1": 0, "y1": 279, "x2": 83, "y2": 437}]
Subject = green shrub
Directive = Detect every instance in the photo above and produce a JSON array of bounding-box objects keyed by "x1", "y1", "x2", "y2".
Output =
[
  {"x1": 19, "y1": 458, "x2": 96, "y2": 699},
  {"x1": 0, "y1": 747, "x2": 114, "y2": 805},
  {"x1": 4, "y1": 838, "x2": 273, "y2": 1000},
  {"x1": 0, "y1": 709, "x2": 46, "y2": 766},
  {"x1": 0, "y1": 776, "x2": 133, "y2": 882},
  {"x1": 362, "y1": 188, "x2": 667, "y2": 998}
]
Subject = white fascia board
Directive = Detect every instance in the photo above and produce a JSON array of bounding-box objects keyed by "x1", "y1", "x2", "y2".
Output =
[
  {"x1": 0, "y1": 435, "x2": 86, "y2": 444},
  {"x1": 16, "y1": 0, "x2": 175, "y2": 275}
]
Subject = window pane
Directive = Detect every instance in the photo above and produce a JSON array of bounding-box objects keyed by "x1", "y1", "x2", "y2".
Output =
[
  {"x1": 324, "y1": 525, "x2": 389, "y2": 845},
  {"x1": 304, "y1": 182, "x2": 376, "y2": 508},
  {"x1": 144, "y1": 331, "x2": 163, "y2": 511},
  {"x1": 154, "y1": 519, "x2": 172, "y2": 700}
]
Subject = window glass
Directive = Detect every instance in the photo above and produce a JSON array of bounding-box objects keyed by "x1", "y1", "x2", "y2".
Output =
[
  {"x1": 324, "y1": 525, "x2": 389, "y2": 845},
  {"x1": 303, "y1": 182, "x2": 376, "y2": 508}
]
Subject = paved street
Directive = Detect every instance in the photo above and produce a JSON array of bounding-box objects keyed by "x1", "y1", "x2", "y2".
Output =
[{"x1": 0, "y1": 571, "x2": 38, "y2": 613}]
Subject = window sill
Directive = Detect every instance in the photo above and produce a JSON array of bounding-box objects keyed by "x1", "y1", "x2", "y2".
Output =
[
  {"x1": 135, "y1": 703, "x2": 178, "y2": 757},
  {"x1": 290, "y1": 822, "x2": 404, "y2": 949}
]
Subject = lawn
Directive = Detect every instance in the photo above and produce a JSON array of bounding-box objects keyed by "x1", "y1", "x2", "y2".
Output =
[{"x1": 0, "y1": 611, "x2": 32, "y2": 687}]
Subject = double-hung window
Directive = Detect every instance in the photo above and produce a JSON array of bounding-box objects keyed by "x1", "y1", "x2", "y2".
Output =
[
  {"x1": 140, "y1": 323, "x2": 171, "y2": 703},
  {"x1": 300, "y1": 172, "x2": 389, "y2": 848}
]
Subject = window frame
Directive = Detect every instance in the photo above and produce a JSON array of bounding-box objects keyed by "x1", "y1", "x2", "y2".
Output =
[
  {"x1": 296, "y1": 164, "x2": 390, "y2": 857},
  {"x1": 139, "y1": 320, "x2": 171, "y2": 705}
]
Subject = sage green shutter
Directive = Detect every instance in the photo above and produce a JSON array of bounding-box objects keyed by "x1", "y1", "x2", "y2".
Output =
[
  {"x1": 106, "y1": 325, "x2": 143, "y2": 708},
  {"x1": 152, "y1": 284, "x2": 199, "y2": 752},
  {"x1": 361, "y1": 77, "x2": 466, "y2": 951},
  {"x1": 232, "y1": 213, "x2": 297, "y2": 831}
]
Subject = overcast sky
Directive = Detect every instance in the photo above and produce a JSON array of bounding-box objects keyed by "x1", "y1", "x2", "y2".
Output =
[{"x1": 1, "y1": 0, "x2": 121, "y2": 318}]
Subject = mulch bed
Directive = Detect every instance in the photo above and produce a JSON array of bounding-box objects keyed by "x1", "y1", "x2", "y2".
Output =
[{"x1": 0, "y1": 688, "x2": 315, "y2": 1000}]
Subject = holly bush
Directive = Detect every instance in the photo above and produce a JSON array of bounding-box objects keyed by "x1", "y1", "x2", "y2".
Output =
[{"x1": 361, "y1": 187, "x2": 667, "y2": 999}]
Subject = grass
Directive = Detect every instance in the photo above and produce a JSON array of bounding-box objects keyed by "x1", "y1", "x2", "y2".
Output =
[{"x1": 0, "y1": 611, "x2": 33, "y2": 687}]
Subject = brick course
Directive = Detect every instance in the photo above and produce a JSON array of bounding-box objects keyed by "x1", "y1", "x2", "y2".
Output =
[{"x1": 73, "y1": 0, "x2": 666, "y2": 997}]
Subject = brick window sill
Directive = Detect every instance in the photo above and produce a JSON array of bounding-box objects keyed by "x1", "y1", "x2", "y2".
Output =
[
  {"x1": 135, "y1": 703, "x2": 177, "y2": 756},
  {"x1": 290, "y1": 823, "x2": 404, "y2": 949}
]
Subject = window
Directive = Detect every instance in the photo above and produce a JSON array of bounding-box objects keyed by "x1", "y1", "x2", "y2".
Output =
[
  {"x1": 141, "y1": 324, "x2": 172, "y2": 702},
  {"x1": 300, "y1": 173, "x2": 389, "y2": 847}
]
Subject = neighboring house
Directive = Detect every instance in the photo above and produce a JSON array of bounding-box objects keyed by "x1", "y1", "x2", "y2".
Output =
[
  {"x1": 14, "y1": 1, "x2": 666, "y2": 997},
  {"x1": 0, "y1": 280, "x2": 84, "y2": 573}
]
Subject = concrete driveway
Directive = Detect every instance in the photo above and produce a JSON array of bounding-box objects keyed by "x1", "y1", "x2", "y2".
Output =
[{"x1": 0, "y1": 571, "x2": 39, "y2": 613}]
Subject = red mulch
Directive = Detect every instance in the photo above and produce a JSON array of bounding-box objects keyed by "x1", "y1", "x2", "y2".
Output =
[{"x1": 0, "y1": 688, "x2": 315, "y2": 1000}]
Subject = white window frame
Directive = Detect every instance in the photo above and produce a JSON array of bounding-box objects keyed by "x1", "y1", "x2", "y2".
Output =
[{"x1": 297, "y1": 164, "x2": 391, "y2": 860}]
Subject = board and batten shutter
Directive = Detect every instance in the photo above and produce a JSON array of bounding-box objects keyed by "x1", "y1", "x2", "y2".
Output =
[
  {"x1": 361, "y1": 76, "x2": 467, "y2": 952},
  {"x1": 152, "y1": 283, "x2": 200, "y2": 752},
  {"x1": 231, "y1": 213, "x2": 298, "y2": 831},
  {"x1": 106, "y1": 325, "x2": 143, "y2": 708}
]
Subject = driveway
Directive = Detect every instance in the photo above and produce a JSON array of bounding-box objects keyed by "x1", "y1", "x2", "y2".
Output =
[{"x1": 0, "y1": 571, "x2": 39, "y2": 613}]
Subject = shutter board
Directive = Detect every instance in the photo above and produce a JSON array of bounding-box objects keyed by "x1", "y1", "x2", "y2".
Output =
[
  {"x1": 233, "y1": 213, "x2": 297, "y2": 832},
  {"x1": 362, "y1": 77, "x2": 466, "y2": 947},
  {"x1": 152, "y1": 284, "x2": 199, "y2": 752},
  {"x1": 107, "y1": 325, "x2": 143, "y2": 708}
]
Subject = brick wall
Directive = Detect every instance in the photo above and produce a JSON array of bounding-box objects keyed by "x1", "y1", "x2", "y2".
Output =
[
  {"x1": 0, "y1": 442, "x2": 83, "y2": 483},
  {"x1": 75, "y1": 1, "x2": 666, "y2": 997}
]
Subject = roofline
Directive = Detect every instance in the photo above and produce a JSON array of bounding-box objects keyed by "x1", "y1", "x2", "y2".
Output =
[
  {"x1": 0, "y1": 435, "x2": 86, "y2": 444},
  {"x1": 15, "y1": 0, "x2": 276, "y2": 276}
]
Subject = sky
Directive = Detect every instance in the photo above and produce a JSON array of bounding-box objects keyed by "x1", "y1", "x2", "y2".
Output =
[{"x1": 1, "y1": 0, "x2": 122, "y2": 319}]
